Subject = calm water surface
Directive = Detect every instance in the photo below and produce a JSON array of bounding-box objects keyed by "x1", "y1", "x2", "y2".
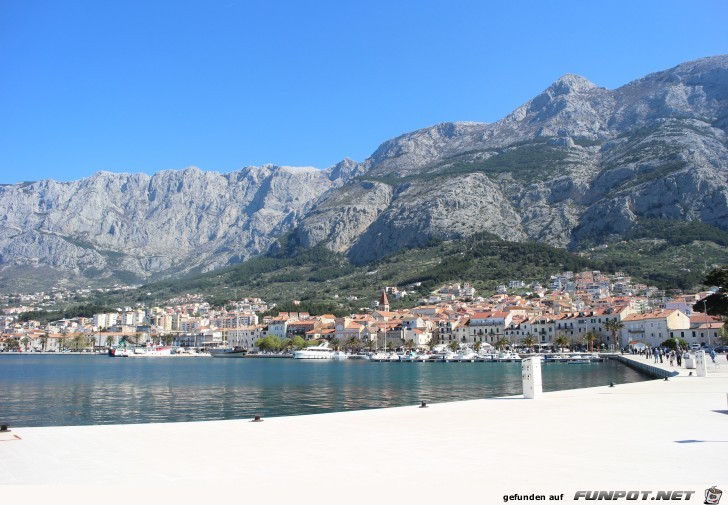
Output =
[{"x1": 0, "y1": 355, "x2": 653, "y2": 427}]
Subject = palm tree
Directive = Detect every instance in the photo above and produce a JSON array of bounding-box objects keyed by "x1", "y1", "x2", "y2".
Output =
[
  {"x1": 20, "y1": 336, "x2": 30, "y2": 351},
  {"x1": 473, "y1": 341, "x2": 482, "y2": 352},
  {"x1": 39, "y1": 333, "x2": 48, "y2": 352},
  {"x1": 604, "y1": 319, "x2": 625, "y2": 352},
  {"x1": 521, "y1": 334, "x2": 538, "y2": 353},
  {"x1": 345, "y1": 336, "x2": 360, "y2": 351},
  {"x1": 72, "y1": 334, "x2": 85, "y2": 352},
  {"x1": 330, "y1": 337, "x2": 341, "y2": 350},
  {"x1": 448, "y1": 340, "x2": 460, "y2": 352},
  {"x1": 583, "y1": 331, "x2": 598, "y2": 353},
  {"x1": 405, "y1": 339, "x2": 415, "y2": 351},
  {"x1": 495, "y1": 336, "x2": 509, "y2": 351},
  {"x1": 553, "y1": 334, "x2": 570, "y2": 352}
]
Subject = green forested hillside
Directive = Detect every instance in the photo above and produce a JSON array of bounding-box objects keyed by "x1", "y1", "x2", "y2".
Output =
[{"x1": 91, "y1": 232, "x2": 727, "y2": 313}]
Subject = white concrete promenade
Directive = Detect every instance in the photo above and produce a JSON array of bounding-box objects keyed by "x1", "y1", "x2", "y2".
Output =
[{"x1": 1, "y1": 355, "x2": 727, "y2": 504}]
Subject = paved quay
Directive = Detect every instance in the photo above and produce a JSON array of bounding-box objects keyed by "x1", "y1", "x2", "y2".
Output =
[{"x1": 1, "y1": 355, "x2": 726, "y2": 504}]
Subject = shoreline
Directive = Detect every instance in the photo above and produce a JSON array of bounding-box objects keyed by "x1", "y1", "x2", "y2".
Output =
[{"x1": 1, "y1": 354, "x2": 726, "y2": 502}]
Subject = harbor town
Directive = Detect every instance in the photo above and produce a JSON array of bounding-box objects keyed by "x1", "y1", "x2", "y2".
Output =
[{"x1": 1, "y1": 270, "x2": 725, "y2": 356}]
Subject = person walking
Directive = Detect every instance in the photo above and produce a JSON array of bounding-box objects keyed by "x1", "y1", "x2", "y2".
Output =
[
  {"x1": 668, "y1": 350, "x2": 675, "y2": 366},
  {"x1": 653, "y1": 348, "x2": 659, "y2": 363},
  {"x1": 676, "y1": 348, "x2": 682, "y2": 367},
  {"x1": 659, "y1": 348, "x2": 664, "y2": 363}
]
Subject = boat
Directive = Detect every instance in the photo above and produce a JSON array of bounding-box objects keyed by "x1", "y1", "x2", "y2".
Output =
[
  {"x1": 443, "y1": 351, "x2": 458, "y2": 362},
  {"x1": 109, "y1": 344, "x2": 173, "y2": 357},
  {"x1": 564, "y1": 354, "x2": 591, "y2": 364},
  {"x1": 210, "y1": 346, "x2": 248, "y2": 358},
  {"x1": 496, "y1": 351, "x2": 522, "y2": 362},
  {"x1": 399, "y1": 351, "x2": 420, "y2": 362},
  {"x1": 331, "y1": 350, "x2": 349, "y2": 360},
  {"x1": 453, "y1": 349, "x2": 478, "y2": 362},
  {"x1": 348, "y1": 353, "x2": 371, "y2": 360},
  {"x1": 293, "y1": 341, "x2": 336, "y2": 359}
]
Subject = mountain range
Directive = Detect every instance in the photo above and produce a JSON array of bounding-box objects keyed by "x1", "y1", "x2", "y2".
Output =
[{"x1": 1, "y1": 55, "x2": 727, "y2": 291}]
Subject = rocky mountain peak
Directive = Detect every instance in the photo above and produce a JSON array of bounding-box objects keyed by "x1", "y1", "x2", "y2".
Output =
[
  {"x1": 1, "y1": 55, "x2": 727, "y2": 290},
  {"x1": 547, "y1": 74, "x2": 600, "y2": 96}
]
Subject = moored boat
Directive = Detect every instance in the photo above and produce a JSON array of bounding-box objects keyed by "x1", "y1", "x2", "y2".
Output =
[
  {"x1": 331, "y1": 350, "x2": 349, "y2": 360},
  {"x1": 293, "y1": 341, "x2": 336, "y2": 359},
  {"x1": 210, "y1": 347, "x2": 249, "y2": 358}
]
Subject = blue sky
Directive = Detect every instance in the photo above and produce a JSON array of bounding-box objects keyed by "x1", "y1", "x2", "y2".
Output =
[{"x1": 1, "y1": 0, "x2": 727, "y2": 184}]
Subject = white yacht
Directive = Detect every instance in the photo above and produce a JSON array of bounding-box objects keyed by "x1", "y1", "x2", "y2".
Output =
[
  {"x1": 293, "y1": 341, "x2": 336, "y2": 359},
  {"x1": 454, "y1": 349, "x2": 478, "y2": 362}
]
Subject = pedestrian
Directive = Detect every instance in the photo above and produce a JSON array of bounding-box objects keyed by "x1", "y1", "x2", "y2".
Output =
[
  {"x1": 709, "y1": 348, "x2": 717, "y2": 364},
  {"x1": 669, "y1": 350, "x2": 675, "y2": 366},
  {"x1": 676, "y1": 349, "x2": 682, "y2": 367},
  {"x1": 659, "y1": 348, "x2": 664, "y2": 363}
]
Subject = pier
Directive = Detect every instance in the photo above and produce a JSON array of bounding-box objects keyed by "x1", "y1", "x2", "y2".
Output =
[{"x1": 1, "y1": 354, "x2": 726, "y2": 503}]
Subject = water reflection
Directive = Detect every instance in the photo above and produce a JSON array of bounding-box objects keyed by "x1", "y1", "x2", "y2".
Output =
[{"x1": 0, "y1": 355, "x2": 652, "y2": 427}]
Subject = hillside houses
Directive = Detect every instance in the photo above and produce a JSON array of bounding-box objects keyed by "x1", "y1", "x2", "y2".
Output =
[{"x1": 1, "y1": 269, "x2": 725, "y2": 353}]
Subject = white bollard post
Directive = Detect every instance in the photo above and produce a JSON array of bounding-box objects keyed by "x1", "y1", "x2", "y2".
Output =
[
  {"x1": 695, "y1": 350, "x2": 707, "y2": 377},
  {"x1": 522, "y1": 357, "x2": 543, "y2": 399}
]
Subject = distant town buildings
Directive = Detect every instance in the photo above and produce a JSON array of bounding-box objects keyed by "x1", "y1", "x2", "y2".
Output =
[{"x1": 0, "y1": 271, "x2": 724, "y2": 353}]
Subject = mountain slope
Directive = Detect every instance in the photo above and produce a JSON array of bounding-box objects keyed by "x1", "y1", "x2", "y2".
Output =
[
  {"x1": 296, "y1": 55, "x2": 728, "y2": 259},
  {"x1": 1, "y1": 55, "x2": 727, "y2": 290}
]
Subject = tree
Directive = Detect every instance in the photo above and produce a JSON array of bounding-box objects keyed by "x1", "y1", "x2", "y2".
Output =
[
  {"x1": 583, "y1": 331, "x2": 598, "y2": 353},
  {"x1": 553, "y1": 334, "x2": 570, "y2": 352},
  {"x1": 280, "y1": 338, "x2": 293, "y2": 350},
  {"x1": 448, "y1": 340, "x2": 460, "y2": 352},
  {"x1": 521, "y1": 334, "x2": 537, "y2": 353},
  {"x1": 473, "y1": 341, "x2": 482, "y2": 352},
  {"x1": 255, "y1": 335, "x2": 282, "y2": 352},
  {"x1": 694, "y1": 266, "x2": 728, "y2": 316},
  {"x1": 71, "y1": 334, "x2": 85, "y2": 351},
  {"x1": 495, "y1": 337, "x2": 509, "y2": 351},
  {"x1": 291, "y1": 335, "x2": 306, "y2": 349},
  {"x1": 20, "y1": 336, "x2": 30, "y2": 351},
  {"x1": 704, "y1": 265, "x2": 728, "y2": 288},
  {"x1": 330, "y1": 337, "x2": 341, "y2": 350},
  {"x1": 718, "y1": 325, "x2": 728, "y2": 346},
  {"x1": 39, "y1": 333, "x2": 48, "y2": 352},
  {"x1": 661, "y1": 337, "x2": 688, "y2": 350},
  {"x1": 345, "y1": 336, "x2": 360, "y2": 351},
  {"x1": 604, "y1": 319, "x2": 625, "y2": 352},
  {"x1": 405, "y1": 339, "x2": 415, "y2": 351}
]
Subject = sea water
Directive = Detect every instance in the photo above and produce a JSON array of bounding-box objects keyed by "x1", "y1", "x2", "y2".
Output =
[{"x1": 0, "y1": 354, "x2": 652, "y2": 427}]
